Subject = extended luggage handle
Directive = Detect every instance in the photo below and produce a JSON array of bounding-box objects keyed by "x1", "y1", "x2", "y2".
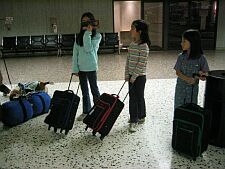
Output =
[
  {"x1": 68, "y1": 73, "x2": 79, "y2": 95},
  {"x1": 116, "y1": 81, "x2": 133, "y2": 103}
]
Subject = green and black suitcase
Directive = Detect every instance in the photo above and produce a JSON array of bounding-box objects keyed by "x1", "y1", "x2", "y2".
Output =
[
  {"x1": 172, "y1": 78, "x2": 210, "y2": 160},
  {"x1": 172, "y1": 103, "x2": 209, "y2": 160}
]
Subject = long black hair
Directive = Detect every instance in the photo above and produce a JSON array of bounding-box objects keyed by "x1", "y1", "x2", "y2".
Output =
[
  {"x1": 76, "y1": 12, "x2": 97, "y2": 46},
  {"x1": 182, "y1": 29, "x2": 203, "y2": 59},
  {"x1": 132, "y1": 20, "x2": 151, "y2": 48}
]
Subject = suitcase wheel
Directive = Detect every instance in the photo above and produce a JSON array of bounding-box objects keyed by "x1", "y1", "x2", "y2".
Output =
[
  {"x1": 100, "y1": 135, "x2": 105, "y2": 140},
  {"x1": 92, "y1": 131, "x2": 96, "y2": 136},
  {"x1": 54, "y1": 127, "x2": 57, "y2": 133},
  {"x1": 60, "y1": 129, "x2": 63, "y2": 133},
  {"x1": 65, "y1": 130, "x2": 69, "y2": 135},
  {"x1": 48, "y1": 125, "x2": 51, "y2": 130}
]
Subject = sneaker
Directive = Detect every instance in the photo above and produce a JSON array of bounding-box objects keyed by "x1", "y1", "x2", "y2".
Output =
[
  {"x1": 77, "y1": 113, "x2": 87, "y2": 121},
  {"x1": 138, "y1": 118, "x2": 145, "y2": 124},
  {"x1": 129, "y1": 123, "x2": 137, "y2": 132}
]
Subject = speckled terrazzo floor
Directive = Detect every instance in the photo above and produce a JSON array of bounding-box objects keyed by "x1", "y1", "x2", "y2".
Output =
[
  {"x1": 0, "y1": 51, "x2": 225, "y2": 169},
  {"x1": 0, "y1": 80, "x2": 225, "y2": 169}
]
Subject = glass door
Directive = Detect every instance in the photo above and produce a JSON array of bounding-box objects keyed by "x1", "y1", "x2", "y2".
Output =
[
  {"x1": 143, "y1": 2, "x2": 163, "y2": 50},
  {"x1": 168, "y1": 0, "x2": 218, "y2": 50},
  {"x1": 168, "y1": 2, "x2": 189, "y2": 49}
]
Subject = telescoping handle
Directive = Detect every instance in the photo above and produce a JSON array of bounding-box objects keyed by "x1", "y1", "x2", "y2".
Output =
[
  {"x1": 68, "y1": 73, "x2": 79, "y2": 95},
  {"x1": 116, "y1": 81, "x2": 133, "y2": 103},
  {"x1": 190, "y1": 73, "x2": 199, "y2": 103}
]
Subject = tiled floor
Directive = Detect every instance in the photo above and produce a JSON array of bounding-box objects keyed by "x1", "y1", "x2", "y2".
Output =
[{"x1": 0, "y1": 51, "x2": 225, "y2": 169}]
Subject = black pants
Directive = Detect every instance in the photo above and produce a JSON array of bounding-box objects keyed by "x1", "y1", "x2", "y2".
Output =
[
  {"x1": 79, "y1": 71, "x2": 100, "y2": 114},
  {"x1": 129, "y1": 75, "x2": 146, "y2": 123}
]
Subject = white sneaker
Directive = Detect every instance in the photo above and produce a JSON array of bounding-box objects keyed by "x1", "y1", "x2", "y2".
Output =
[
  {"x1": 129, "y1": 123, "x2": 137, "y2": 132},
  {"x1": 77, "y1": 113, "x2": 87, "y2": 121}
]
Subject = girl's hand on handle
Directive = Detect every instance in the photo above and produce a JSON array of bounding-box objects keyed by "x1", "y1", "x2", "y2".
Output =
[{"x1": 199, "y1": 71, "x2": 207, "y2": 81}]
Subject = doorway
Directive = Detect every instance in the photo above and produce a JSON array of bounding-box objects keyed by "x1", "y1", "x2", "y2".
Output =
[{"x1": 114, "y1": 1, "x2": 141, "y2": 49}]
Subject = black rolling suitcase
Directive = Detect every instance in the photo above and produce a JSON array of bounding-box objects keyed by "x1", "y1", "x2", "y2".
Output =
[
  {"x1": 83, "y1": 81, "x2": 128, "y2": 140},
  {"x1": 172, "y1": 76, "x2": 209, "y2": 160},
  {"x1": 44, "y1": 74, "x2": 80, "y2": 135}
]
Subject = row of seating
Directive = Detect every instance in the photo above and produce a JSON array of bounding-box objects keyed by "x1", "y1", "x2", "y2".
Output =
[{"x1": 0, "y1": 33, "x2": 120, "y2": 58}]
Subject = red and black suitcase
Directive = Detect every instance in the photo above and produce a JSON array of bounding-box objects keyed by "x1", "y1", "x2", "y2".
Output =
[
  {"x1": 83, "y1": 82, "x2": 127, "y2": 140},
  {"x1": 44, "y1": 74, "x2": 80, "y2": 135}
]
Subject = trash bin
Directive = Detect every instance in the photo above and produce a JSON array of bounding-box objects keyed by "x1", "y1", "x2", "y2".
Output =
[{"x1": 204, "y1": 70, "x2": 225, "y2": 147}]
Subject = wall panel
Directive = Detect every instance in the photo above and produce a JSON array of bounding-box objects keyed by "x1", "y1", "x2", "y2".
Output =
[{"x1": 0, "y1": 0, "x2": 113, "y2": 37}]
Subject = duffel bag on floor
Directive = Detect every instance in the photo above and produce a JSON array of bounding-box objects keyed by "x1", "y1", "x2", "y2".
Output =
[
  {"x1": 1, "y1": 97, "x2": 33, "y2": 126},
  {"x1": 28, "y1": 92, "x2": 51, "y2": 117}
]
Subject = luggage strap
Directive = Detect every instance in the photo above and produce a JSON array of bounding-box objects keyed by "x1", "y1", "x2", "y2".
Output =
[{"x1": 92, "y1": 95, "x2": 119, "y2": 132}]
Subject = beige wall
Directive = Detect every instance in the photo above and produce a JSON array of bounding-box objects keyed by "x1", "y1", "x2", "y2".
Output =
[{"x1": 0, "y1": 0, "x2": 113, "y2": 37}]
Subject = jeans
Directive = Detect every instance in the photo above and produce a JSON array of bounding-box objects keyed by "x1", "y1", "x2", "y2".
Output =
[
  {"x1": 79, "y1": 71, "x2": 100, "y2": 114},
  {"x1": 129, "y1": 75, "x2": 146, "y2": 123}
]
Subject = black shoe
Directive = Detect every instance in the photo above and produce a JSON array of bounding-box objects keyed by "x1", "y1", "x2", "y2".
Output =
[{"x1": 0, "y1": 84, "x2": 11, "y2": 95}]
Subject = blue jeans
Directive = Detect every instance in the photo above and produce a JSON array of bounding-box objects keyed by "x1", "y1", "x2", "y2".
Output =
[
  {"x1": 129, "y1": 75, "x2": 146, "y2": 123},
  {"x1": 79, "y1": 71, "x2": 100, "y2": 114}
]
